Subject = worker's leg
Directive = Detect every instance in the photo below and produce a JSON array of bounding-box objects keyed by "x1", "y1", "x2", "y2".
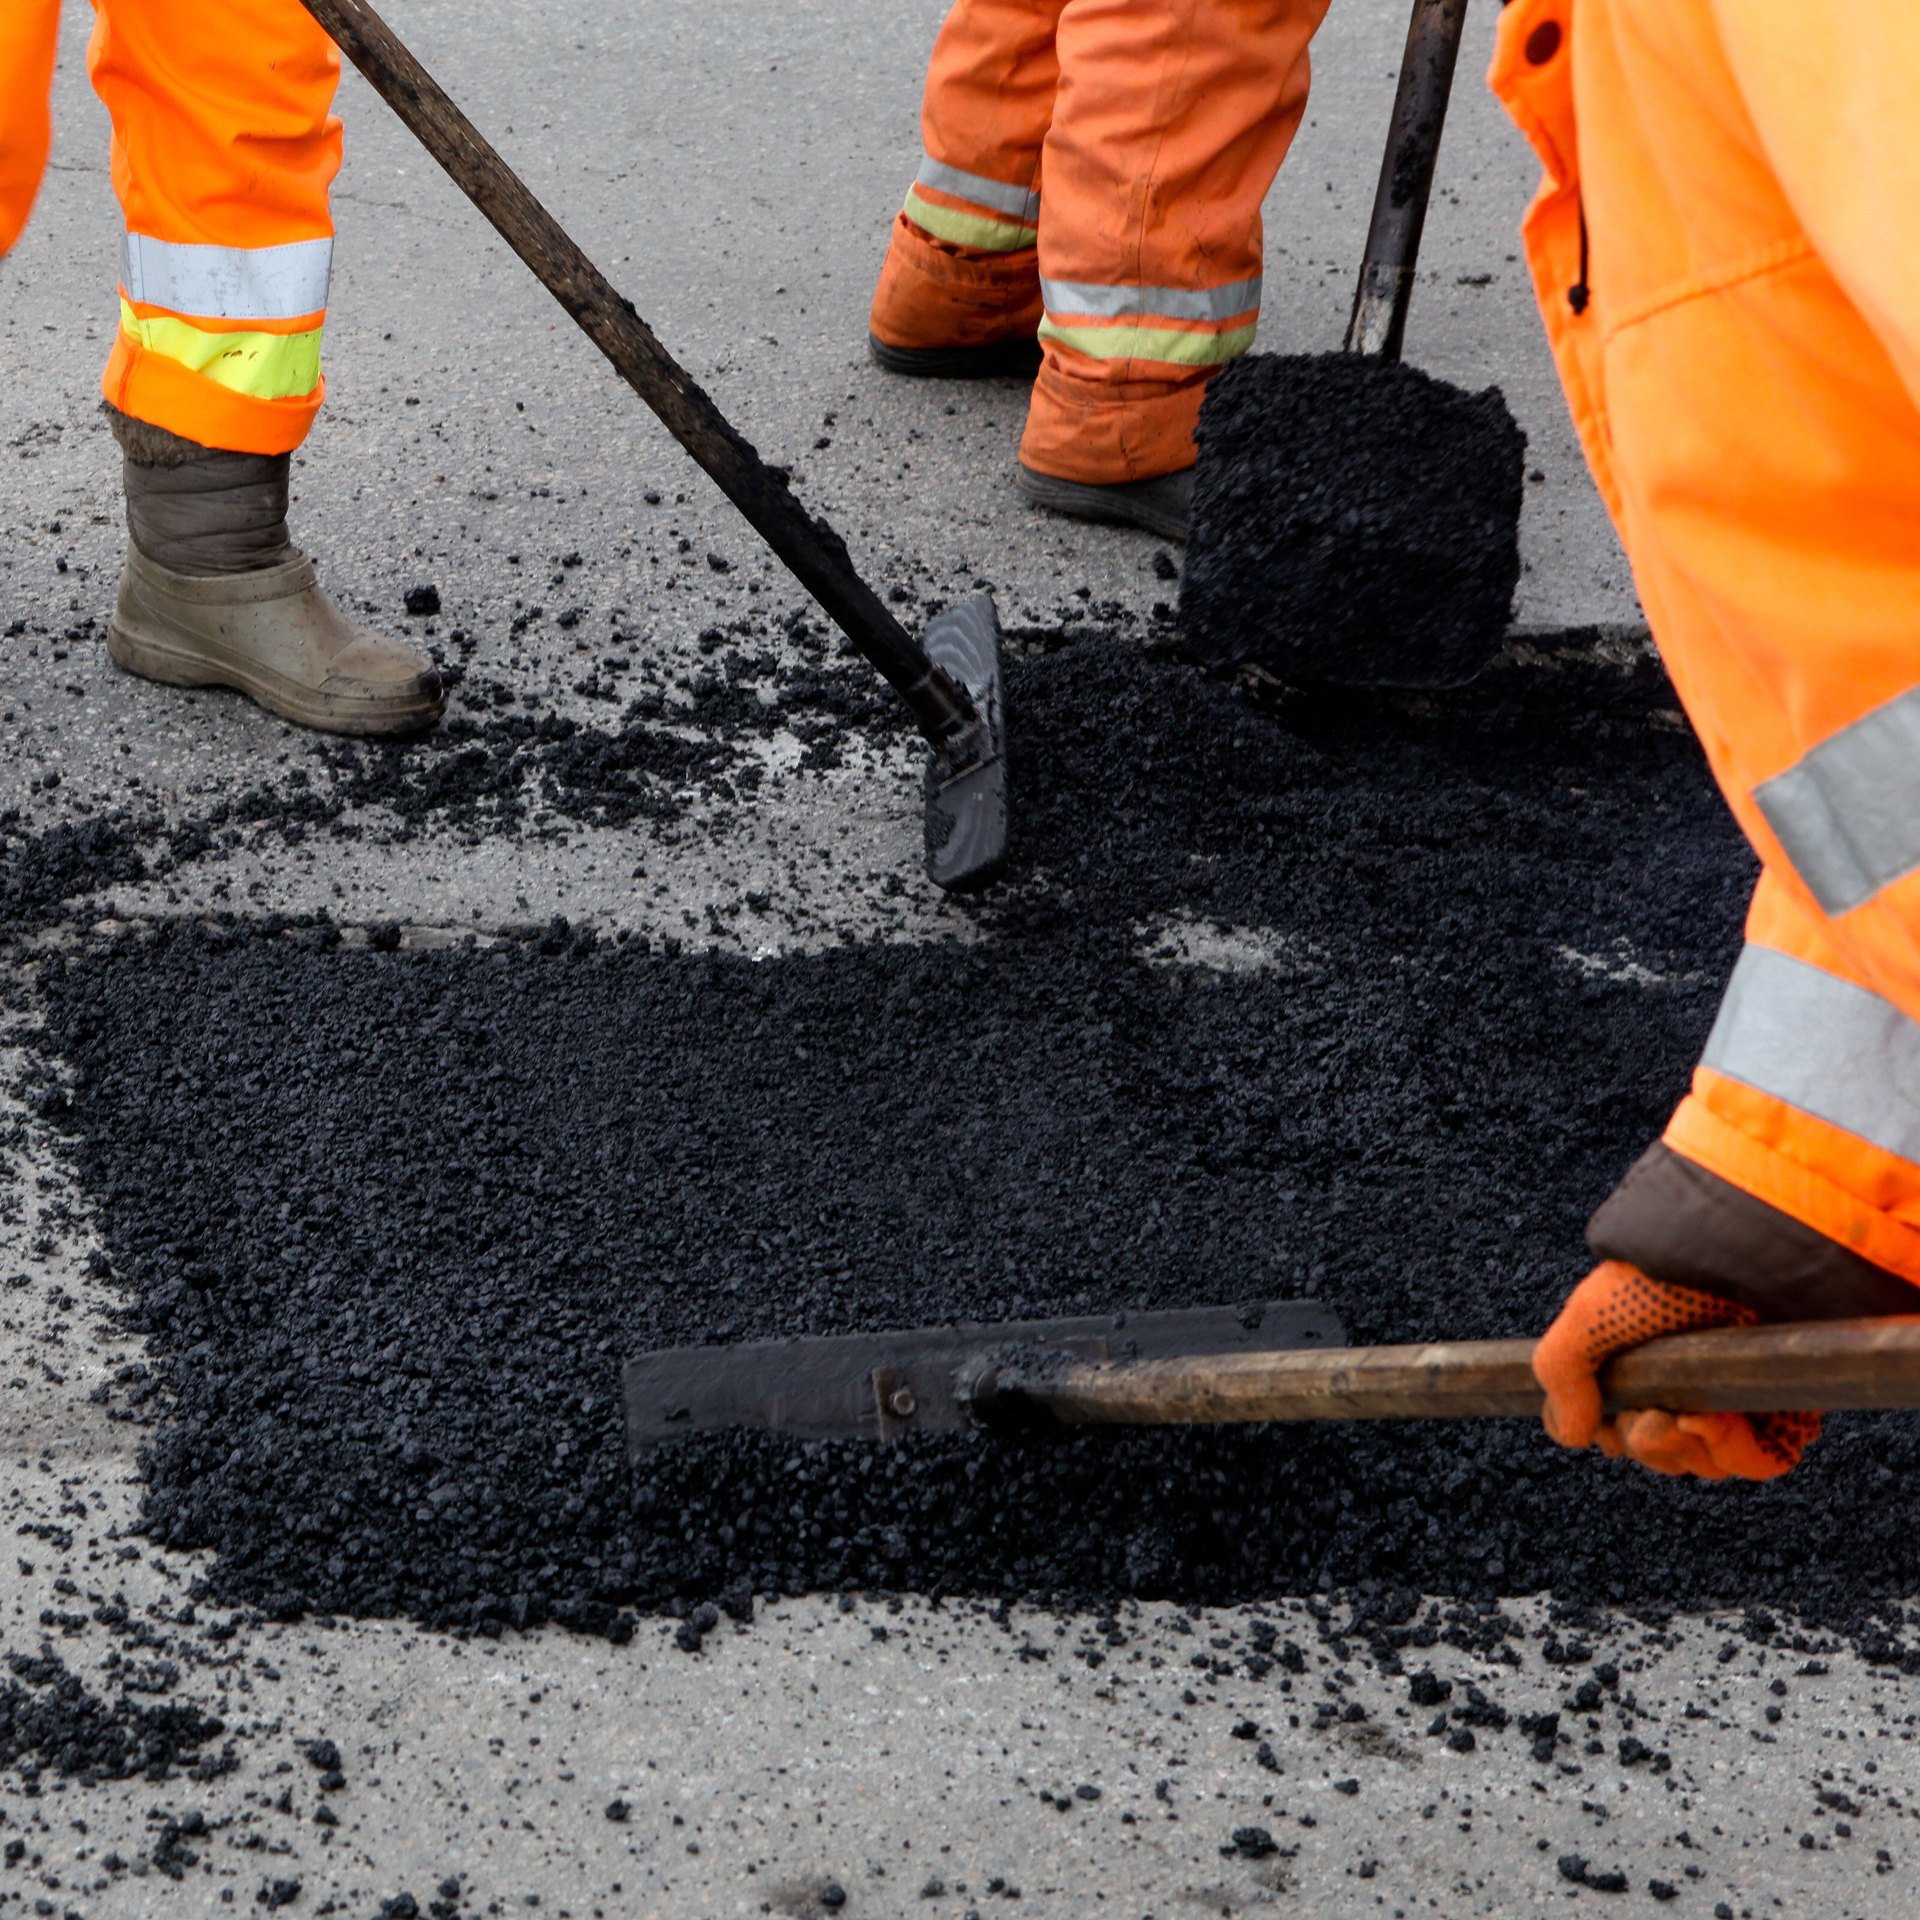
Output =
[
  {"x1": 1494, "y1": 0, "x2": 1920, "y2": 1473},
  {"x1": 868, "y1": 0, "x2": 1062, "y2": 363},
  {"x1": 0, "y1": 0, "x2": 61, "y2": 257},
  {"x1": 90, "y1": 0, "x2": 339, "y2": 454},
  {"x1": 1018, "y1": 0, "x2": 1329, "y2": 488},
  {"x1": 88, "y1": 0, "x2": 442, "y2": 735}
]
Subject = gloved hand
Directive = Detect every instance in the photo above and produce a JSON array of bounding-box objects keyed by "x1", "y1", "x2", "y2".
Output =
[{"x1": 1533, "y1": 1259, "x2": 1820, "y2": 1481}]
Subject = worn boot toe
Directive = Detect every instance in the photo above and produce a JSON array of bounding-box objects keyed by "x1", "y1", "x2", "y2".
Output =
[{"x1": 108, "y1": 546, "x2": 445, "y2": 738}]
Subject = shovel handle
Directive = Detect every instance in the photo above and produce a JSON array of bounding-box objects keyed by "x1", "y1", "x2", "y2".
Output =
[
  {"x1": 1344, "y1": 0, "x2": 1472, "y2": 360},
  {"x1": 296, "y1": 0, "x2": 977, "y2": 748},
  {"x1": 978, "y1": 1316, "x2": 1920, "y2": 1428}
]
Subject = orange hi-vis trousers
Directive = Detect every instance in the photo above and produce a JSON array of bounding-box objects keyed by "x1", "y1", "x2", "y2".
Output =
[
  {"x1": 1493, "y1": 0, "x2": 1920, "y2": 1285},
  {"x1": 1, "y1": 0, "x2": 342, "y2": 455},
  {"x1": 870, "y1": 0, "x2": 1329, "y2": 486}
]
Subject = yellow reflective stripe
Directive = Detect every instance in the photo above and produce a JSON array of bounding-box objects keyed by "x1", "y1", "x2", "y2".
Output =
[
  {"x1": 903, "y1": 187, "x2": 1035, "y2": 253},
  {"x1": 1037, "y1": 317, "x2": 1257, "y2": 367},
  {"x1": 118, "y1": 297, "x2": 322, "y2": 401}
]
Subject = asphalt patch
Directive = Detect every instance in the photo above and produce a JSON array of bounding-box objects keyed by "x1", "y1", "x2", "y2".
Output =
[
  {"x1": 34, "y1": 634, "x2": 1912, "y2": 1640},
  {"x1": 1181, "y1": 353, "x2": 1526, "y2": 688}
]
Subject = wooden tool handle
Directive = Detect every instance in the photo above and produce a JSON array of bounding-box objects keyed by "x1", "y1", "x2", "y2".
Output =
[
  {"x1": 984, "y1": 1317, "x2": 1920, "y2": 1429},
  {"x1": 296, "y1": 0, "x2": 975, "y2": 745}
]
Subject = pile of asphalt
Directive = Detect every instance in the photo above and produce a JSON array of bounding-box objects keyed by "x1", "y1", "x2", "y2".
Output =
[
  {"x1": 34, "y1": 634, "x2": 1918, "y2": 1642},
  {"x1": 1182, "y1": 353, "x2": 1526, "y2": 689}
]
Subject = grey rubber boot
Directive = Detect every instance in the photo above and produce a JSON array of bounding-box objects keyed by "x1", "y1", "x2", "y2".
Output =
[
  {"x1": 107, "y1": 409, "x2": 444, "y2": 737},
  {"x1": 1016, "y1": 462, "x2": 1193, "y2": 543}
]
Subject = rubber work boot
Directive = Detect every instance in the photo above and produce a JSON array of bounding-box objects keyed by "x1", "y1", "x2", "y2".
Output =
[
  {"x1": 106, "y1": 409, "x2": 445, "y2": 737},
  {"x1": 1016, "y1": 463, "x2": 1194, "y2": 543},
  {"x1": 868, "y1": 332, "x2": 1043, "y2": 380}
]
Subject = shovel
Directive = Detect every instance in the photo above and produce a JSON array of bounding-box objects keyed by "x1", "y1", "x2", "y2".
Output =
[
  {"x1": 623, "y1": 1299, "x2": 1920, "y2": 1458},
  {"x1": 297, "y1": 0, "x2": 1008, "y2": 893}
]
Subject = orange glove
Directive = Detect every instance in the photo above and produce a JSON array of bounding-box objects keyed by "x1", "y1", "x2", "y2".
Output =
[{"x1": 1533, "y1": 1260, "x2": 1820, "y2": 1481}]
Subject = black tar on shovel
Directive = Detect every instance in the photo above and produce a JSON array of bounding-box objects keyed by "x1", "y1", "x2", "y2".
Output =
[{"x1": 299, "y1": 0, "x2": 1008, "y2": 893}]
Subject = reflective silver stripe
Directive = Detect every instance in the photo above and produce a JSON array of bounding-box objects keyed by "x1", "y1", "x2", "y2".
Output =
[
  {"x1": 120, "y1": 233, "x2": 333, "y2": 322},
  {"x1": 1753, "y1": 684, "x2": 1920, "y2": 915},
  {"x1": 1040, "y1": 276, "x2": 1262, "y2": 324},
  {"x1": 913, "y1": 157, "x2": 1039, "y2": 224},
  {"x1": 1701, "y1": 943, "x2": 1920, "y2": 1159}
]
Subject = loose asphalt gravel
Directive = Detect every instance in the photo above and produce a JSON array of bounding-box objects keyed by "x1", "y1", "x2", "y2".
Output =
[
  {"x1": 36, "y1": 631, "x2": 1911, "y2": 1650},
  {"x1": 8, "y1": 632, "x2": 1920, "y2": 1920}
]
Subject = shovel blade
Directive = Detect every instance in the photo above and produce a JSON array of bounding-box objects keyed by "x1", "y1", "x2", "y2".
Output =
[
  {"x1": 623, "y1": 1298, "x2": 1345, "y2": 1461},
  {"x1": 922, "y1": 591, "x2": 1009, "y2": 893}
]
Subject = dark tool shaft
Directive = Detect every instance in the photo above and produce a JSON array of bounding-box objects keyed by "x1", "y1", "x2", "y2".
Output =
[
  {"x1": 1343, "y1": 0, "x2": 1471, "y2": 361},
  {"x1": 974, "y1": 1317, "x2": 1920, "y2": 1428},
  {"x1": 297, "y1": 0, "x2": 977, "y2": 750}
]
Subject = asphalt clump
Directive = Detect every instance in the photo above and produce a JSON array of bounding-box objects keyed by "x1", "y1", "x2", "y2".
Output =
[
  {"x1": 1182, "y1": 352, "x2": 1526, "y2": 688},
  {"x1": 0, "y1": 1649, "x2": 231, "y2": 1785},
  {"x1": 35, "y1": 633, "x2": 1918, "y2": 1642}
]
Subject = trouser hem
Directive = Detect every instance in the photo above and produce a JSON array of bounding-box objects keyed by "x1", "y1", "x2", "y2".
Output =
[
  {"x1": 103, "y1": 333, "x2": 321, "y2": 457},
  {"x1": 1017, "y1": 355, "x2": 1210, "y2": 485},
  {"x1": 869, "y1": 212, "x2": 1044, "y2": 352}
]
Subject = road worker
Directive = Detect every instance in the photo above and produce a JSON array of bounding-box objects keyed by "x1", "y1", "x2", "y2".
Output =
[
  {"x1": 1, "y1": 0, "x2": 443, "y2": 736},
  {"x1": 867, "y1": 0, "x2": 1331, "y2": 543},
  {"x1": 1506, "y1": 3, "x2": 1920, "y2": 1478}
]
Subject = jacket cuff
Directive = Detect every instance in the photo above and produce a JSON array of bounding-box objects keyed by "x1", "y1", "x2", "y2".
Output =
[{"x1": 1587, "y1": 1142, "x2": 1920, "y2": 1321}]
